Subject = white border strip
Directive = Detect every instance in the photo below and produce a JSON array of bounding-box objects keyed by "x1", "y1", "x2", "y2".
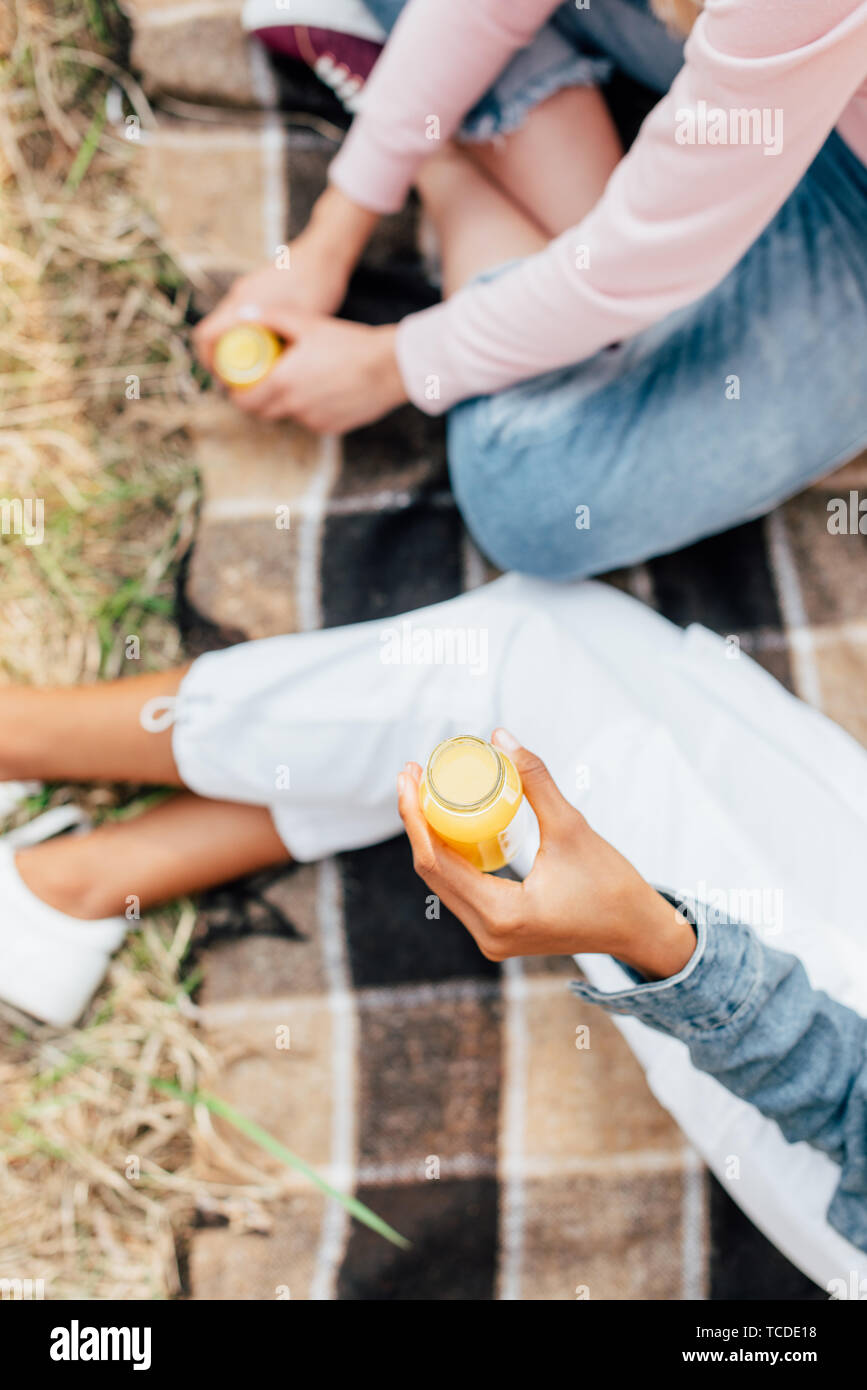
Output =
[
  {"x1": 286, "y1": 400, "x2": 351, "y2": 1299},
  {"x1": 296, "y1": 435, "x2": 341, "y2": 634},
  {"x1": 498, "y1": 958, "x2": 529, "y2": 1301},
  {"x1": 680, "y1": 1144, "x2": 708, "y2": 1301},
  {"x1": 766, "y1": 509, "x2": 824, "y2": 709},
  {"x1": 309, "y1": 857, "x2": 357, "y2": 1301}
]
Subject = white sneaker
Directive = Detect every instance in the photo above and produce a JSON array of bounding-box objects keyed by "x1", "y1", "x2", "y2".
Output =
[{"x1": 0, "y1": 810, "x2": 127, "y2": 1028}]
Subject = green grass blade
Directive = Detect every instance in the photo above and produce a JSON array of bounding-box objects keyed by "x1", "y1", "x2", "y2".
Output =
[
  {"x1": 151, "y1": 1079, "x2": 411, "y2": 1250},
  {"x1": 65, "y1": 104, "x2": 107, "y2": 193}
]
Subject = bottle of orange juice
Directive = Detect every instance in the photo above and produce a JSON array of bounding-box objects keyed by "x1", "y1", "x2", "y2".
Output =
[
  {"x1": 213, "y1": 324, "x2": 283, "y2": 389},
  {"x1": 419, "y1": 734, "x2": 535, "y2": 873}
]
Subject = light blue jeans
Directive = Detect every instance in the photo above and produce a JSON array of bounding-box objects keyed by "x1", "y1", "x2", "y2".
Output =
[
  {"x1": 575, "y1": 899, "x2": 867, "y2": 1256},
  {"x1": 363, "y1": 0, "x2": 867, "y2": 578}
]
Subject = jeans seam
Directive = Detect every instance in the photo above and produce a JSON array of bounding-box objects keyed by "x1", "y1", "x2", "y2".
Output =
[{"x1": 676, "y1": 933, "x2": 767, "y2": 1038}]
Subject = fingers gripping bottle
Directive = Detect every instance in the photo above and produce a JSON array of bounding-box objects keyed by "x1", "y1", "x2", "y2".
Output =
[
  {"x1": 419, "y1": 735, "x2": 537, "y2": 875},
  {"x1": 213, "y1": 324, "x2": 283, "y2": 389}
]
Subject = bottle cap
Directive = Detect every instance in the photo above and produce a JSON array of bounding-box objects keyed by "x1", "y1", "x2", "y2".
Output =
[{"x1": 426, "y1": 735, "x2": 505, "y2": 812}]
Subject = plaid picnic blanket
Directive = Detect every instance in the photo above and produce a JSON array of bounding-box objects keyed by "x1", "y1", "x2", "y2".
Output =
[{"x1": 156, "y1": 50, "x2": 867, "y2": 1302}]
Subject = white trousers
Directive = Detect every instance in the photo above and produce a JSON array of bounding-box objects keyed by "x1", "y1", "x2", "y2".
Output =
[{"x1": 173, "y1": 573, "x2": 867, "y2": 1291}]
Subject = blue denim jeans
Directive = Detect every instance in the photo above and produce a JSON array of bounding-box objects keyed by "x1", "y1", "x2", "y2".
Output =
[
  {"x1": 363, "y1": 0, "x2": 867, "y2": 578},
  {"x1": 575, "y1": 899, "x2": 867, "y2": 1255}
]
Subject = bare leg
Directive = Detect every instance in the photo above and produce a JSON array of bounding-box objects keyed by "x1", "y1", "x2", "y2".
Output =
[
  {"x1": 416, "y1": 146, "x2": 548, "y2": 296},
  {"x1": 462, "y1": 85, "x2": 623, "y2": 237},
  {"x1": 415, "y1": 85, "x2": 623, "y2": 296},
  {"x1": 1, "y1": 667, "x2": 292, "y2": 920},
  {"x1": 14, "y1": 792, "x2": 290, "y2": 919},
  {"x1": 0, "y1": 668, "x2": 187, "y2": 785}
]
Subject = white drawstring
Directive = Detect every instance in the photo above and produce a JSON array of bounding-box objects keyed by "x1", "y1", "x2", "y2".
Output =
[{"x1": 139, "y1": 696, "x2": 178, "y2": 734}]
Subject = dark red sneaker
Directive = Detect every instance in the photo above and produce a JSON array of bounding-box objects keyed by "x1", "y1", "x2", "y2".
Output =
[{"x1": 243, "y1": 0, "x2": 384, "y2": 112}]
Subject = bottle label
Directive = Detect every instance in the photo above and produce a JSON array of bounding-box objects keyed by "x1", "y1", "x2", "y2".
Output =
[{"x1": 495, "y1": 797, "x2": 538, "y2": 873}]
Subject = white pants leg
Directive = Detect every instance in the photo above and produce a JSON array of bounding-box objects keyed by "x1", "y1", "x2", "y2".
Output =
[{"x1": 173, "y1": 574, "x2": 545, "y2": 861}]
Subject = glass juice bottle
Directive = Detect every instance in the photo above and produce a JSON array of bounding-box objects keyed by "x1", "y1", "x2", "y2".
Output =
[
  {"x1": 419, "y1": 734, "x2": 532, "y2": 872},
  {"x1": 213, "y1": 324, "x2": 282, "y2": 389}
]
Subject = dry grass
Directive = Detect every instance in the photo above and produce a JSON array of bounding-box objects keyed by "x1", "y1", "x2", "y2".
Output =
[
  {"x1": 0, "y1": 905, "x2": 299, "y2": 1301},
  {"x1": 0, "y1": 0, "x2": 197, "y2": 689},
  {"x1": 0, "y1": 0, "x2": 292, "y2": 1301}
]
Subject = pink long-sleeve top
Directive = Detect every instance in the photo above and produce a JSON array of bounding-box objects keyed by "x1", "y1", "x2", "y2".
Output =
[{"x1": 329, "y1": 0, "x2": 867, "y2": 414}]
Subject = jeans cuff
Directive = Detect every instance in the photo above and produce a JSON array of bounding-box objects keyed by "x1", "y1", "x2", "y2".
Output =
[
  {"x1": 570, "y1": 896, "x2": 765, "y2": 1039},
  {"x1": 458, "y1": 52, "x2": 611, "y2": 143}
]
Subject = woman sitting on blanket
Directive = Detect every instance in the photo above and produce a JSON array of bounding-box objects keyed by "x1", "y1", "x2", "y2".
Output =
[
  {"x1": 1, "y1": 574, "x2": 866, "y2": 1290},
  {"x1": 196, "y1": 0, "x2": 867, "y2": 579}
]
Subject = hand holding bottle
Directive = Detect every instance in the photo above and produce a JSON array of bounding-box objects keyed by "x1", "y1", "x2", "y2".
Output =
[
  {"x1": 398, "y1": 728, "x2": 697, "y2": 980},
  {"x1": 193, "y1": 186, "x2": 379, "y2": 374}
]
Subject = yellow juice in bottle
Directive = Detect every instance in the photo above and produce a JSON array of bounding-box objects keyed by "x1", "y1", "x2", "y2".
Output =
[
  {"x1": 213, "y1": 324, "x2": 282, "y2": 389},
  {"x1": 419, "y1": 734, "x2": 530, "y2": 872}
]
